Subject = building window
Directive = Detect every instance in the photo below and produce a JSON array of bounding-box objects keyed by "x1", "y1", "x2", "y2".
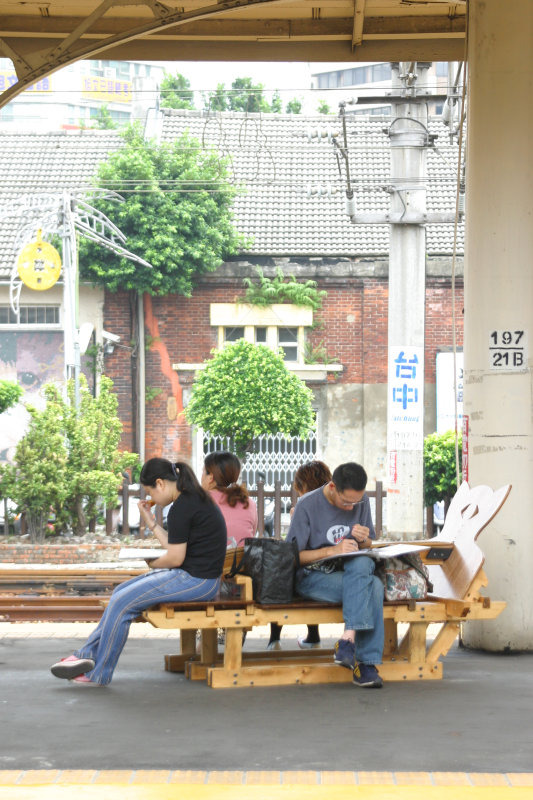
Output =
[
  {"x1": 90, "y1": 61, "x2": 105, "y2": 77},
  {"x1": 278, "y1": 327, "x2": 298, "y2": 362},
  {"x1": 211, "y1": 303, "x2": 313, "y2": 365},
  {"x1": 0, "y1": 305, "x2": 60, "y2": 325},
  {"x1": 370, "y1": 63, "x2": 392, "y2": 82},
  {"x1": 224, "y1": 326, "x2": 245, "y2": 344}
]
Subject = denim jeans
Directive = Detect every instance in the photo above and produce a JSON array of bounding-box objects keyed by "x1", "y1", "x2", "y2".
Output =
[
  {"x1": 74, "y1": 569, "x2": 221, "y2": 685},
  {"x1": 295, "y1": 555, "x2": 384, "y2": 665}
]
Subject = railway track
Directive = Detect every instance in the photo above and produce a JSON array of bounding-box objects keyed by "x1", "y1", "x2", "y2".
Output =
[{"x1": 0, "y1": 566, "x2": 146, "y2": 622}]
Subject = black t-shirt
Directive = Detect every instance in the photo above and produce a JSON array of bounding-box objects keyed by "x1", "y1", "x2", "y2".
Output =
[{"x1": 166, "y1": 491, "x2": 227, "y2": 579}]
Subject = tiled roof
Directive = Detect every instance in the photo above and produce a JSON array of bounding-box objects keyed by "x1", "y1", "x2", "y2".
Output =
[
  {"x1": 0, "y1": 129, "x2": 123, "y2": 280},
  {"x1": 0, "y1": 113, "x2": 464, "y2": 280},
  {"x1": 161, "y1": 110, "x2": 464, "y2": 258}
]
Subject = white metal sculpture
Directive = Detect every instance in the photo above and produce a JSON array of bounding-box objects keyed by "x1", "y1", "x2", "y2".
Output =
[{"x1": 1, "y1": 190, "x2": 152, "y2": 406}]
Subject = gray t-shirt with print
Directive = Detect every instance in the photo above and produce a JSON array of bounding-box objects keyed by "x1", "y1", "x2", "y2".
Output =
[{"x1": 286, "y1": 485, "x2": 375, "y2": 555}]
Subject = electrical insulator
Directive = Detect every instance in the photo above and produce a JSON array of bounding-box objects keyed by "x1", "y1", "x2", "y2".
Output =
[
  {"x1": 345, "y1": 195, "x2": 356, "y2": 217},
  {"x1": 458, "y1": 189, "x2": 466, "y2": 215}
]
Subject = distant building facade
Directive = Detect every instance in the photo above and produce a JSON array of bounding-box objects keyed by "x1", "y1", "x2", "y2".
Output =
[{"x1": 0, "y1": 58, "x2": 165, "y2": 131}]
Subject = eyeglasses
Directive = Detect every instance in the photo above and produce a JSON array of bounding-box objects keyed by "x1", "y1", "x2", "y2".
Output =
[{"x1": 335, "y1": 492, "x2": 366, "y2": 508}]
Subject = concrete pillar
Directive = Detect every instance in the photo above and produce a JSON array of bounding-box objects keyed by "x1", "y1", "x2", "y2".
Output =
[
  {"x1": 386, "y1": 63, "x2": 429, "y2": 539},
  {"x1": 463, "y1": 0, "x2": 533, "y2": 649}
]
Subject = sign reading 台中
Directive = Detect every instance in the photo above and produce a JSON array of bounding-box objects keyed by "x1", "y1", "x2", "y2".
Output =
[
  {"x1": 489, "y1": 330, "x2": 528, "y2": 372},
  {"x1": 387, "y1": 345, "x2": 424, "y2": 452}
]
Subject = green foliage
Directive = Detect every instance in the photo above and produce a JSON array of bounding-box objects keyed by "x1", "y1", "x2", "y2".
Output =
[
  {"x1": 285, "y1": 98, "x2": 302, "y2": 114},
  {"x1": 204, "y1": 83, "x2": 229, "y2": 112},
  {"x1": 317, "y1": 100, "x2": 331, "y2": 115},
  {"x1": 204, "y1": 78, "x2": 275, "y2": 113},
  {"x1": 79, "y1": 123, "x2": 245, "y2": 296},
  {"x1": 303, "y1": 339, "x2": 331, "y2": 365},
  {"x1": 160, "y1": 72, "x2": 195, "y2": 110},
  {"x1": 145, "y1": 386, "x2": 163, "y2": 403},
  {"x1": 92, "y1": 104, "x2": 118, "y2": 129},
  {"x1": 1, "y1": 387, "x2": 69, "y2": 542},
  {"x1": 4, "y1": 376, "x2": 137, "y2": 540},
  {"x1": 241, "y1": 267, "x2": 327, "y2": 310},
  {"x1": 271, "y1": 91, "x2": 283, "y2": 113},
  {"x1": 424, "y1": 429, "x2": 462, "y2": 507},
  {"x1": 185, "y1": 340, "x2": 315, "y2": 457},
  {"x1": 0, "y1": 379, "x2": 23, "y2": 414},
  {"x1": 228, "y1": 77, "x2": 271, "y2": 113}
]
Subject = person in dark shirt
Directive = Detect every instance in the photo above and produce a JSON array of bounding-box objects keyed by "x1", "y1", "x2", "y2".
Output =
[{"x1": 50, "y1": 458, "x2": 227, "y2": 686}]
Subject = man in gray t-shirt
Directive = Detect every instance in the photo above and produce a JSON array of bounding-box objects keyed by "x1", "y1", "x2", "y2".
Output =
[{"x1": 286, "y1": 462, "x2": 384, "y2": 688}]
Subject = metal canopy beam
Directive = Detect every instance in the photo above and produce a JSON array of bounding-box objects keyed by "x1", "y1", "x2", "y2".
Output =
[{"x1": 0, "y1": 0, "x2": 467, "y2": 109}]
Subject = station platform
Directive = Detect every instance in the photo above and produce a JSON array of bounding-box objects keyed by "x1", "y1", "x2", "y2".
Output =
[{"x1": 1, "y1": 621, "x2": 532, "y2": 799}]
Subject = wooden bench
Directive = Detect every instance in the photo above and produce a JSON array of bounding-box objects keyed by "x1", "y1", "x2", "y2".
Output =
[{"x1": 143, "y1": 481, "x2": 511, "y2": 688}]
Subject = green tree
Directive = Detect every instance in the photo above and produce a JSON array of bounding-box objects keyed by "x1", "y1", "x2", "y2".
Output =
[
  {"x1": 160, "y1": 72, "x2": 195, "y2": 110},
  {"x1": 59, "y1": 376, "x2": 138, "y2": 536},
  {"x1": 92, "y1": 104, "x2": 118, "y2": 129},
  {"x1": 79, "y1": 123, "x2": 245, "y2": 296},
  {"x1": 185, "y1": 340, "x2": 315, "y2": 457},
  {"x1": 1, "y1": 386, "x2": 69, "y2": 542},
  {"x1": 204, "y1": 78, "x2": 277, "y2": 114},
  {"x1": 2, "y1": 377, "x2": 137, "y2": 540},
  {"x1": 0, "y1": 379, "x2": 23, "y2": 414},
  {"x1": 271, "y1": 90, "x2": 283, "y2": 114},
  {"x1": 317, "y1": 99, "x2": 331, "y2": 115},
  {"x1": 229, "y1": 78, "x2": 271, "y2": 113},
  {"x1": 285, "y1": 98, "x2": 302, "y2": 114},
  {"x1": 424, "y1": 429, "x2": 462, "y2": 508},
  {"x1": 204, "y1": 83, "x2": 229, "y2": 112}
]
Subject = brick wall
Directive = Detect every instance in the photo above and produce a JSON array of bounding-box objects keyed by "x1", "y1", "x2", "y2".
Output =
[
  {"x1": 0, "y1": 543, "x2": 123, "y2": 564},
  {"x1": 104, "y1": 271, "x2": 464, "y2": 460}
]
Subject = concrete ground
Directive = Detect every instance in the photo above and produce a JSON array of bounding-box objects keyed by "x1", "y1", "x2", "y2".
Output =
[{"x1": 1, "y1": 620, "x2": 532, "y2": 782}]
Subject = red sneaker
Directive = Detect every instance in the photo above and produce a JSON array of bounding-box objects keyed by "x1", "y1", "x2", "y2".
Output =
[
  {"x1": 50, "y1": 655, "x2": 95, "y2": 680},
  {"x1": 71, "y1": 674, "x2": 99, "y2": 685}
]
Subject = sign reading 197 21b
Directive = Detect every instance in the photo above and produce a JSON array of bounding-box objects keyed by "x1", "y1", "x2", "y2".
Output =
[{"x1": 489, "y1": 330, "x2": 528, "y2": 372}]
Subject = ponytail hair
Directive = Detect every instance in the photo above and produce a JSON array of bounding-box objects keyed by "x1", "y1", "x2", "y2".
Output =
[
  {"x1": 140, "y1": 457, "x2": 210, "y2": 502},
  {"x1": 204, "y1": 451, "x2": 250, "y2": 509}
]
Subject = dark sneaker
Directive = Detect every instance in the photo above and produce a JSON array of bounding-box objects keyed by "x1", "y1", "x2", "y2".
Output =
[
  {"x1": 352, "y1": 663, "x2": 383, "y2": 688},
  {"x1": 333, "y1": 638, "x2": 356, "y2": 669},
  {"x1": 51, "y1": 655, "x2": 95, "y2": 680}
]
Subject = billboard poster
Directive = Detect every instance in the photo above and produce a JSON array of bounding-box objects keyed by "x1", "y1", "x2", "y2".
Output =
[{"x1": 436, "y1": 351, "x2": 463, "y2": 434}]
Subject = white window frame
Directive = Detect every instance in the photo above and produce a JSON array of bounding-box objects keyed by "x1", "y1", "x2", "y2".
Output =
[
  {"x1": 0, "y1": 304, "x2": 61, "y2": 329},
  {"x1": 213, "y1": 303, "x2": 312, "y2": 365}
]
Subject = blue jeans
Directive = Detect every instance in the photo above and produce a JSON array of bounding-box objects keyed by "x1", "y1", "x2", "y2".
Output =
[
  {"x1": 74, "y1": 569, "x2": 220, "y2": 685},
  {"x1": 295, "y1": 555, "x2": 384, "y2": 665}
]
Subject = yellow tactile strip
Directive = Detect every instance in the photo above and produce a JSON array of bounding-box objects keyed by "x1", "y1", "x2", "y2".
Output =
[{"x1": 1, "y1": 771, "x2": 533, "y2": 786}]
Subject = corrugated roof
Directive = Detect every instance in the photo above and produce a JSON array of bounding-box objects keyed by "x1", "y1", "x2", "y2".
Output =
[{"x1": 0, "y1": 113, "x2": 464, "y2": 280}]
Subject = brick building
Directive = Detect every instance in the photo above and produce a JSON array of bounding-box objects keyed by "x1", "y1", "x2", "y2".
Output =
[{"x1": 0, "y1": 109, "x2": 464, "y2": 486}]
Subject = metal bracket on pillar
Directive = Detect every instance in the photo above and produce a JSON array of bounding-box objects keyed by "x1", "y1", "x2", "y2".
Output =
[{"x1": 347, "y1": 211, "x2": 460, "y2": 225}]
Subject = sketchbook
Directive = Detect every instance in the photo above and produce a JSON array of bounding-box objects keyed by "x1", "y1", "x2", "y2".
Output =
[
  {"x1": 310, "y1": 542, "x2": 430, "y2": 566},
  {"x1": 118, "y1": 548, "x2": 163, "y2": 560}
]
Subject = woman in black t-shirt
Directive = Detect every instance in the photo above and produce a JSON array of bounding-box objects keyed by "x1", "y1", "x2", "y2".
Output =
[{"x1": 50, "y1": 459, "x2": 227, "y2": 686}]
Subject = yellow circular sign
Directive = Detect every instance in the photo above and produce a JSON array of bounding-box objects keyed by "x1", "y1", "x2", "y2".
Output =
[{"x1": 17, "y1": 233, "x2": 62, "y2": 291}]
